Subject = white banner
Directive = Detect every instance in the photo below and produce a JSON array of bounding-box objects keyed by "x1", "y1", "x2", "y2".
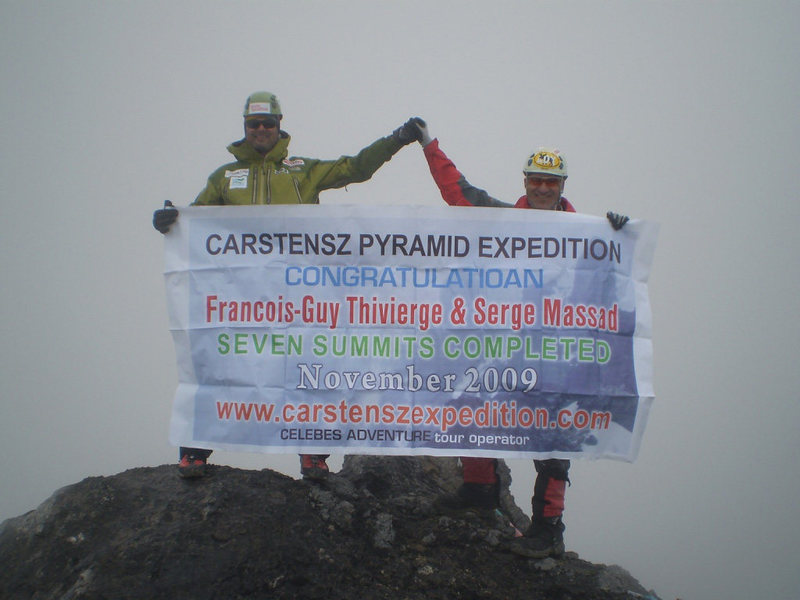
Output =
[{"x1": 165, "y1": 204, "x2": 658, "y2": 461}]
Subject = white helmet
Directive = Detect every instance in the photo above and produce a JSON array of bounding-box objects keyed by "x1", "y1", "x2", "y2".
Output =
[{"x1": 523, "y1": 148, "x2": 567, "y2": 179}]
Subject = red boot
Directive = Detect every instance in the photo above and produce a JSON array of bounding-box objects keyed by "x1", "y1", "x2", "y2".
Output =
[{"x1": 300, "y1": 454, "x2": 329, "y2": 481}]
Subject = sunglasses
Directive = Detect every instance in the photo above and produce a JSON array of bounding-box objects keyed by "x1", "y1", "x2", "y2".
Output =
[
  {"x1": 246, "y1": 118, "x2": 279, "y2": 130},
  {"x1": 525, "y1": 175, "x2": 562, "y2": 187}
]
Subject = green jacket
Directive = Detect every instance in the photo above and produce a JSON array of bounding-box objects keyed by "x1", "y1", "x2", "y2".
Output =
[{"x1": 193, "y1": 132, "x2": 403, "y2": 205}]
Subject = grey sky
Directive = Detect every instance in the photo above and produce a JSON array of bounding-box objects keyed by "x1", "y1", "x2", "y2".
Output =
[{"x1": 1, "y1": 2, "x2": 798, "y2": 599}]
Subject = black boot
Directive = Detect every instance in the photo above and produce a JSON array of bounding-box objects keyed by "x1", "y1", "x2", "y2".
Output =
[{"x1": 509, "y1": 516, "x2": 565, "y2": 558}]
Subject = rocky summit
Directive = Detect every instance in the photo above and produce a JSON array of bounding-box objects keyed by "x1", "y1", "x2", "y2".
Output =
[{"x1": 0, "y1": 456, "x2": 660, "y2": 600}]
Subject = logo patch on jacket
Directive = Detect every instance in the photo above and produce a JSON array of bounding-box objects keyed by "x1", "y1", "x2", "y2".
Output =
[
  {"x1": 282, "y1": 159, "x2": 305, "y2": 168},
  {"x1": 225, "y1": 168, "x2": 249, "y2": 189}
]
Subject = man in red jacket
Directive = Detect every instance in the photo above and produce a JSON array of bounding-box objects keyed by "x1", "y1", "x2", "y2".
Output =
[{"x1": 409, "y1": 119, "x2": 627, "y2": 559}]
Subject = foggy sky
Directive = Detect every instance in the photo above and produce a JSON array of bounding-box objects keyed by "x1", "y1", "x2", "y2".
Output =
[{"x1": 1, "y1": 2, "x2": 799, "y2": 600}]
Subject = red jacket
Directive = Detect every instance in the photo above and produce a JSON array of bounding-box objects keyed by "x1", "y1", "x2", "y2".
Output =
[
  {"x1": 423, "y1": 139, "x2": 574, "y2": 494},
  {"x1": 422, "y1": 139, "x2": 576, "y2": 212}
]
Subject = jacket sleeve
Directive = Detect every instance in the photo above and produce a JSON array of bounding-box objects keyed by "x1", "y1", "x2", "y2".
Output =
[
  {"x1": 192, "y1": 170, "x2": 225, "y2": 206},
  {"x1": 422, "y1": 139, "x2": 512, "y2": 208},
  {"x1": 311, "y1": 135, "x2": 405, "y2": 191}
]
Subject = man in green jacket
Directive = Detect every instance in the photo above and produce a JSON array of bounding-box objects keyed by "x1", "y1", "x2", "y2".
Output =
[{"x1": 153, "y1": 91, "x2": 420, "y2": 479}]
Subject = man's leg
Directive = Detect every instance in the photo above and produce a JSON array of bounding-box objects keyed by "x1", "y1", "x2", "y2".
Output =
[
  {"x1": 511, "y1": 459, "x2": 570, "y2": 558},
  {"x1": 458, "y1": 457, "x2": 499, "y2": 508}
]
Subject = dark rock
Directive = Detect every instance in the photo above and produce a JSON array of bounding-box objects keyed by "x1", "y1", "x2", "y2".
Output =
[{"x1": 0, "y1": 456, "x2": 661, "y2": 600}]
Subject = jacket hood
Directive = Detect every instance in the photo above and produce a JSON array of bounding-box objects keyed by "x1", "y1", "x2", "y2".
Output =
[{"x1": 227, "y1": 131, "x2": 291, "y2": 164}]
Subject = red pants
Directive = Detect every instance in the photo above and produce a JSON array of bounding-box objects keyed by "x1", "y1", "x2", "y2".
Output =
[{"x1": 461, "y1": 457, "x2": 569, "y2": 518}]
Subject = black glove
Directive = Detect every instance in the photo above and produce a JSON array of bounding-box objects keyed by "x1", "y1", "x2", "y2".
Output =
[
  {"x1": 392, "y1": 117, "x2": 425, "y2": 145},
  {"x1": 153, "y1": 200, "x2": 179, "y2": 234},
  {"x1": 606, "y1": 211, "x2": 630, "y2": 231},
  {"x1": 410, "y1": 118, "x2": 432, "y2": 146}
]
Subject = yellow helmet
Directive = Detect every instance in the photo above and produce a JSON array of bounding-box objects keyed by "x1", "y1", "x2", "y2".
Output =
[
  {"x1": 243, "y1": 91, "x2": 282, "y2": 118},
  {"x1": 523, "y1": 148, "x2": 567, "y2": 179}
]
